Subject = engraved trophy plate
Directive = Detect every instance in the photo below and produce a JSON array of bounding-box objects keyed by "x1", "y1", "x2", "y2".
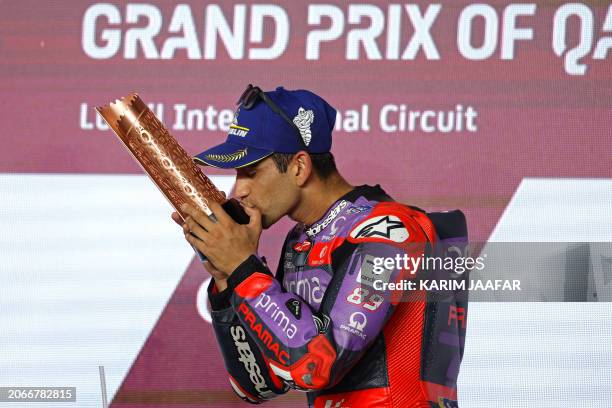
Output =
[
  {"x1": 96, "y1": 92, "x2": 225, "y2": 221},
  {"x1": 97, "y1": 93, "x2": 249, "y2": 261}
]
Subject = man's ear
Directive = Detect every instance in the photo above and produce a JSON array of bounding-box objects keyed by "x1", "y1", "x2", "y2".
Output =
[{"x1": 291, "y1": 151, "x2": 312, "y2": 187}]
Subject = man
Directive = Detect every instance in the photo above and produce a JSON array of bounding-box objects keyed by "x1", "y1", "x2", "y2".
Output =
[{"x1": 172, "y1": 85, "x2": 465, "y2": 407}]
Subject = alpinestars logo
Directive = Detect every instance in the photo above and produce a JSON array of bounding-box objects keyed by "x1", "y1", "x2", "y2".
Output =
[
  {"x1": 350, "y1": 215, "x2": 409, "y2": 243},
  {"x1": 306, "y1": 200, "x2": 348, "y2": 238},
  {"x1": 231, "y1": 325, "x2": 275, "y2": 399}
]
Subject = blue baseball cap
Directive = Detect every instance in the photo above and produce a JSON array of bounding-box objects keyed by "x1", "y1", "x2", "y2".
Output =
[{"x1": 194, "y1": 86, "x2": 337, "y2": 169}]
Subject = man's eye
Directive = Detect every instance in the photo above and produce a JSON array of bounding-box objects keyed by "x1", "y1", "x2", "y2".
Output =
[{"x1": 247, "y1": 171, "x2": 256, "y2": 177}]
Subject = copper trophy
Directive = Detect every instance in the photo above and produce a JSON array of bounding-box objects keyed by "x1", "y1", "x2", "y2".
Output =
[{"x1": 96, "y1": 92, "x2": 248, "y2": 259}]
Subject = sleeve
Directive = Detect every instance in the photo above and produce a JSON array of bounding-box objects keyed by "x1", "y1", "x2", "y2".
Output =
[
  {"x1": 207, "y1": 250, "x2": 291, "y2": 403},
  {"x1": 224, "y1": 203, "x2": 435, "y2": 391}
]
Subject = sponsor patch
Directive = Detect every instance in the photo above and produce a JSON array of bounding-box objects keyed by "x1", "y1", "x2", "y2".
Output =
[
  {"x1": 313, "y1": 313, "x2": 331, "y2": 334},
  {"x1": 356, "y1": 254, "x2": 392, "y2": 288},
  {"x1": 307, "y1": 242, "x2": 332, "y2": 267},
  {"x1": 238, "y1": 303, "x2": 289, "y2": 364},
  {"x1": 306, "y1": 200, "x2": 348, "y2": 237},
  {"x1": 254, "y1": 293, "x2": 298, "y2": 339},
  {"x1": 230, "y1": 325, "x2": 274, "y2": 398},
  {"x1": 346, "y1": 205, "x2": 370, "y2": 215},
  {"x1": 339, "y1": 311, "x2": 367, "y2": 340},
  {"x1": 228, "y1": 124, "x2": 250, "y2": 137},
  {"x1": 285, "y1": 298, "x2": 302, "y2": 320},
  {"x1": 293, "y1": 240, "x2": 312, "y2": 253},
  {"x1": 286, "y1": 276, "x2": 324, "y2": 306},
  {"x1": 293, "y1": 107, "x2": 315, "y2": 146}
]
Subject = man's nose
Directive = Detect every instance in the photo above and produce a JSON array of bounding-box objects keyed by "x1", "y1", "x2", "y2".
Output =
[{"x1": 233, "y1": 176, "x2": 249, "y2": 200}]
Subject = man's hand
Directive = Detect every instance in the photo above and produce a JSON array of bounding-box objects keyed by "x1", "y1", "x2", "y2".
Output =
[
  {"x1": 178, "y1": 200, "x2": 262, "y2": 276},
  {"x1": 171, "y1": 211, "x2": 230, "y2": 290}
]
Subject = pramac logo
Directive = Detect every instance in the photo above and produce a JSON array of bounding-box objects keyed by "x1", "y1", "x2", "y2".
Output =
[{"x1": 238, "y1": 302, "x2": 289, "y2": 365}]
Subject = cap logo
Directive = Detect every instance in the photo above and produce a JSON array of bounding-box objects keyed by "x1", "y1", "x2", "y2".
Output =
[
  {"x1": 293, "y1": 107, "x2": 314, "y2": 147},
  {"x1": 205, "y1": 148, "x2": 248, "y2": 163},
  {"x1": 227, "y1": 108, "x2": 250, "y2": 137},
  {"x1": 228, "y1": 124, "x2": 249, "y2": 137}
]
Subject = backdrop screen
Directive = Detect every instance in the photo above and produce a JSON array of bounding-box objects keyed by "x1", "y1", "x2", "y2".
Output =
[{"x1": 1, "y1": 1, "x2": 611, "y2": 407}]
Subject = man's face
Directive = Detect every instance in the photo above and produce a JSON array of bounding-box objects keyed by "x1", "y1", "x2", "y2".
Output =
[{"x1": 233, "y1": 157, "x2": 298, "y2": 229}]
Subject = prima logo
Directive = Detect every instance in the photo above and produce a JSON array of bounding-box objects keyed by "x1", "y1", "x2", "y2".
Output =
[
  {"x1": 254, "y1": 293, "x2": 298, "y2": 339},
  {"x1": 286, "y1": 276, "x2": 324, "y2": 306}
]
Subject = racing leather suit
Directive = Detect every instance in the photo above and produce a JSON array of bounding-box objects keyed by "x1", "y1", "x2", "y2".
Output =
[{"x1": 208, "y1": 185, "x2": 467, "y2": 407}]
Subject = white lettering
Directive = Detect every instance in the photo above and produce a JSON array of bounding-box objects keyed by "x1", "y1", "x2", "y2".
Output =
[
  {"x1": 255, "y1": 293, "x2": 298, "y2": 339},
  {"x1": 386, "y1": 5, "x2": 402, "y2": 59},
  {"x1": 125, "y1": 4, "x2": 162, "y2": 59},
  {"x1": 402, "y1": 4, "x2": 441, "y2": 60},
  {"x1": 593, "y1": 5, "x2": 612, "y2": 60},
  {"x1": 160, "y1": 4, "x2": 201, "y2": 59},
  {"x1": 249, "y1": 5, "x2": 289, "y2": 60},
  {"x1": 501, "y1": 4, "x2": 536, "y2": 59},
  {"x1": 306, "y1": 5, "x2": 345, "y2": 60},
  {"x1": 204, "y1": 5, "x2": 246, "y2": 59},
  {"x1": 553, "y1": 3, "x2": 594, "y2": 75},
  {"x1": 346, "y1": 5, "x2": 385, "y2": 60},
  {"x1": 231, "y1": 326, "x2": 274, "y2": 397},
  {"x1": 80, "y1": 103, "x2": 94, "y2": 130},
  {"x1": 457, "y1": 4, "x2": 498, "y2": 60},
  {"x1": 380, "y1": 104, "x2": 478, "y2": 133},
  {"x1": 82, "y1": 4, "x2": 121, "y2": 59}
]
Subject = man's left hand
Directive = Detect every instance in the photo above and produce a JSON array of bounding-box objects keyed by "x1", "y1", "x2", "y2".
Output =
[{"x1": 181, "y1": 201, "x2": 262, "y2": 276}]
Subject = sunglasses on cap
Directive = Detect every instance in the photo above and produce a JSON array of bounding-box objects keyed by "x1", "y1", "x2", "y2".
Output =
[{"x1": 237, "y1": 84, "x2": 308, "y2": 150}]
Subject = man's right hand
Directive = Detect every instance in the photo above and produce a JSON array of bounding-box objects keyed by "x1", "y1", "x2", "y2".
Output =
[{"x1": 171, "y1": 211, "x2": 229, "y2": 292}]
